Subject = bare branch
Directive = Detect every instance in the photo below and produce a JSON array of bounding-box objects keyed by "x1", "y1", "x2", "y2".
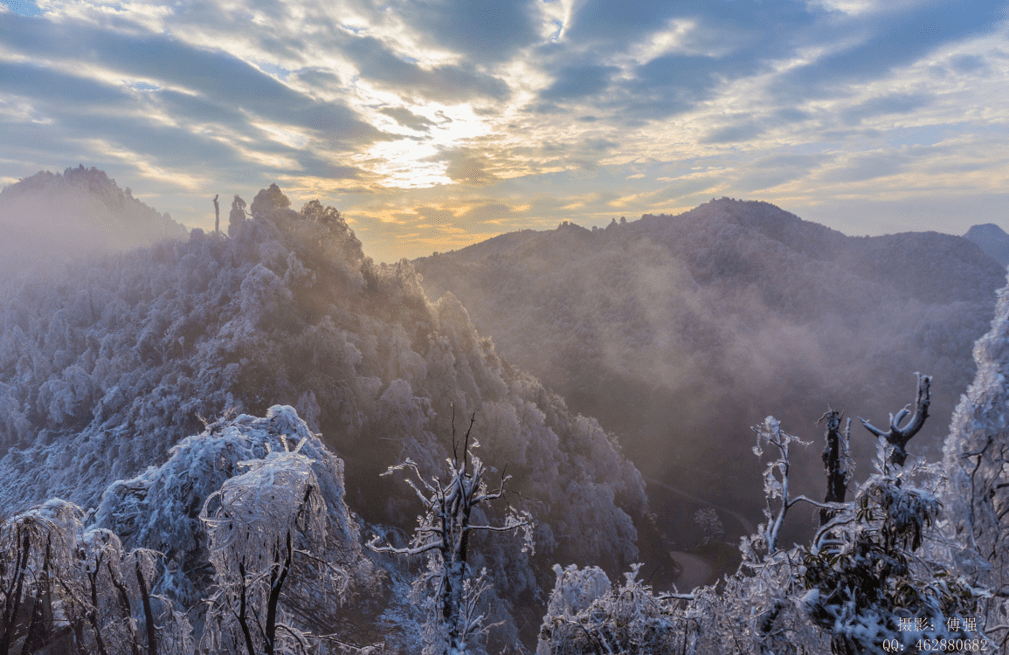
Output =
[{"x1": 859, "y1": 373, "x2": 930, "y2": 467}]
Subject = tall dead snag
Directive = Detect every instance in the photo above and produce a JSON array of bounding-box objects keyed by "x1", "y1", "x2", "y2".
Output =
[
  {"x1": 860, "y1": 373, "x2": 931, "y2": 467},
  {"x1": 213, "y1": 194, "x2": 220, "y2": 235},
  {"x1": 368, "y1": 413, "x2": 534, "y2": 655},
  {"x1": 819, "y1": 409, "x2": 853, "y2": 526}
]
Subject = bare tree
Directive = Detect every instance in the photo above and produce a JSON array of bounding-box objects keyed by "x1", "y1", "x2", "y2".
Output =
[
  {"x1": 367, "y1": 414, "x2": 534, "y2": 655},
  {"x1": 860, "y1": 374, "x2": 931, "y2": 468}
]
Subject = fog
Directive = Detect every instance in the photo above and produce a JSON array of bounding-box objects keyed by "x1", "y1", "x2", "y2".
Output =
[
  {"x1": 415, "y1": 199, "x2": 1005, "y2": 543},
  {"x1": 0, "y1": 165, "x2": 187, "y2": 278}
]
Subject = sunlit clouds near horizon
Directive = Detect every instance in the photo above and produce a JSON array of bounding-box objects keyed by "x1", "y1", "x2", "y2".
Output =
[{"x1": 1, "y1": 0, "x2": 1007, "y2": 262}]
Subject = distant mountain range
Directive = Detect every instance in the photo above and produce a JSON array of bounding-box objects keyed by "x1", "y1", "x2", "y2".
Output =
[{"x1": 415, "y1": 199, "x2": 1007, "y2": 530}]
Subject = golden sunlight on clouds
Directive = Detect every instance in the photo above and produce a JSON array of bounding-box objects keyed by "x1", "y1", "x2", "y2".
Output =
[
  {"x1": 249, "y1": 122, "x2": 310, "y2": 150},
  {"x1": 364, "y1": 140, "x2": 453, "y2": 188}
]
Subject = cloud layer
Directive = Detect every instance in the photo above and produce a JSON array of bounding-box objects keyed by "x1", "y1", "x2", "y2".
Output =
[{"x1": 1, "y1": 0, "x2": 1007, "y2": 260}]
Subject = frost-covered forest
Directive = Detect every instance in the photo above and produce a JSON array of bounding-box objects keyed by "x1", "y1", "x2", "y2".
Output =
[{"x1": 2, "y1": 168, "x2": 1009, "y2": 654}]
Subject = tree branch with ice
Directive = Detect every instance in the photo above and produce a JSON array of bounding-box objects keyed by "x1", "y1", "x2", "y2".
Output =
[
  {"x1": 367, "y1": 413, "x2": 534, "y2": 655},
  {"x1": 860, "y1": 373, "x2": 931, "y2": 468}
]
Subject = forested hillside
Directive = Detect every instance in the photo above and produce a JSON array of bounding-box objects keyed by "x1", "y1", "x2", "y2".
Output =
[
  {"x1": 415, "y1": 199, "x2": 1005, "y2": 535},
  {"x1": 966, "y1": 223, "x2": 1009, "y2": 267},
  {"x1": 0, "y1": 178, "x2": 652, "y2": 650}
]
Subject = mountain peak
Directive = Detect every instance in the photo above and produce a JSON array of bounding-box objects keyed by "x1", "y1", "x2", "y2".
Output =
[{"x1": 964, "y1": 223, "x2": 1009, "y2": 267}]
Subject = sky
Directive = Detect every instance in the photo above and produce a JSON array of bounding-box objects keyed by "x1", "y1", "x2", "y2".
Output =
[{"x1": 1, "y1": 0, "x2": 1007, "y2": 263}]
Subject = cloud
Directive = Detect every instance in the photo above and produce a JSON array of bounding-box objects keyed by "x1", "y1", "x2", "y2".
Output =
[
  {"x1": 701, "y1": 121, "x2": 766, "y2": 144},
  {"x1": 617, "y1": 51, "x2": 763, "y2": 119},
  {"x1": 337, "y1": 33, "x2": 510, "y2": 101},
  {"x1": 459, "y1": 202, "x2": 515, "y2": 224},
  {"x1": 778, "y1": 0, "x2": 1006, "y2": 96},
  {"x1": 0, "y1": 60, "x2": 132, "y2": 108},
  {"x1": 379, "y1": 107, "x2": 438, "y2": 131},
  {"x1": 948, "y1": 53, "x2": 988, "y2": 74},
  {"x1": 733, "y1": 153, "x2": 833, "y2": 193},
  {"x1": 431, "y1": 149, "x2": 498, "y2": 184},
  {"x1": 393, "y1": 0, "x2": 540, "y2": 63},
  {"x1": 540, "y1": 64, "x2": 617, "y2": 101},
  {"x1": 296, "y1": 156, "x2": 363, "y2": 180},
  {"x1": 818, "y1": 150, "x2": 911, "y2": 184},
  {"x1": 563, "y1": 0, "x2": 683, "y2": 44},
  {"x1": 414, "y1": 206, "x2": 458, "y2": 225},
  {"x1": 0, "y1": 13, "x2": 386, "y2": 147},
  {"x1": 840, "y1": 92, "x2": 934, "y2": 126}
]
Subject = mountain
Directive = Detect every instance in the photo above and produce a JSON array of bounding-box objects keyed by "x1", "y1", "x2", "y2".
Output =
[
  {"x1": 0, "y1": 165, "x2": 188, "y2": 275},
  {"x1": 414, "y1": 198, "x2": 1006, "y2": 534},
  {"x1": 0, "y1": 179, "x2": 653, "y2": 649},
  {"x1": 965, "y1": 223, "x2": 1009, "y2": 267}
]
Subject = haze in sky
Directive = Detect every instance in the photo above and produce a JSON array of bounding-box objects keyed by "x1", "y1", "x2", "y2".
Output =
[{"x1": 1, "y1": 0, "x2": 1006, "y2": 262}]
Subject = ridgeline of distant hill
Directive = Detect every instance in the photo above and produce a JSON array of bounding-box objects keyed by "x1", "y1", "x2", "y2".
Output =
[{"x1": 415, "y1": 199, "x2": 1007, "y2": 536}]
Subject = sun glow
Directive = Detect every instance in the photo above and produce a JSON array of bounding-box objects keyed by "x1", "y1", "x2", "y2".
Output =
[{"x1": 358, "y1": 103, "x2": 494, "y2": 189}]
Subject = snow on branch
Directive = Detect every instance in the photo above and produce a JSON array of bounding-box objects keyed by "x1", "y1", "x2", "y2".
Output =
[
  {"x1": 860, "y1": 373, "x2": 931, "y2": 467},
  {"x1": 367, "y1": 412, "x2": 534, "y2": 655},
  {"x1": 200, "y1": 435, "x2": 333, "y2": 655}
]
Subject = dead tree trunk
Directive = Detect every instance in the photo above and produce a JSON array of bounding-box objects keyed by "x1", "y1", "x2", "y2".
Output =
[{"x1": 860, "y1": 374, "x2": 931, "y2": 467}]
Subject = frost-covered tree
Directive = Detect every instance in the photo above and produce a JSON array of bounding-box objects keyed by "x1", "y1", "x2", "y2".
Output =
[
  {"x1": 536, "y1": 563, "x2": 682, "y2": 654},
  {"x1": 230, "y1": 194, "x2": 249, "y2": 235},
  {"x1": 368, "y1": 414, "x2": 534, "y2": 655},
  {"x1": 692, "y1": 508, "x2": 724, "y2": 544},
  {"x1": 538, "y1": 375, "x2": 989, "y2": 655},
  {"x1": 859, "y1": 374, "x2": 931, "y2": 468},
  {"x1": 0, "y1": 499, "x2": 83, "y2": 655},
  {"x1": 943, "y1": 277, "x2": 1009, "y2": 648},
  {"x1": 0, "y1": 500, "x2": 192, "y2": 655},
  {"x1": 200, "y1": 435, "x2": 333, "y2": 654},
  {"x1": 94, "y1": 405, "x2": 372, "y2": 652}
]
